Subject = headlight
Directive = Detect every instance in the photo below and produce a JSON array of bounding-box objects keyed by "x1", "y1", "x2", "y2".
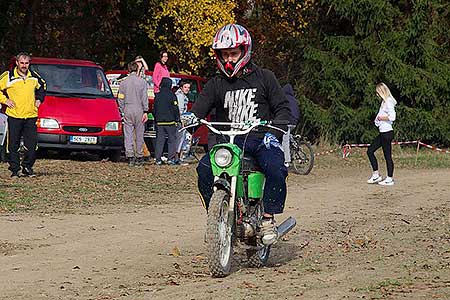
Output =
[
  {"x1": 38, "y1": 118, "x2": 59, "y2": 129},
  {"x1": 105, "y1": 121, "x2": 119, "y2": 131},
  {"x1": 214, "y1": 148, "x2": 233, "y2": 167}
]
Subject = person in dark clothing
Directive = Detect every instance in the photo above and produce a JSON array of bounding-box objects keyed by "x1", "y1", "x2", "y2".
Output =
[
  {"x1": 283, "y1": 84, "x2": 300, "y2": 125},
  {"x1": 153, "y1": 77, "x2": 180, "y2": 165},
  {"x1": 281, "y1": 83, "x2": 301, "y2": 166},
  {"x1": 188, "y1": 24, "x2": 291, "y2": 245}
]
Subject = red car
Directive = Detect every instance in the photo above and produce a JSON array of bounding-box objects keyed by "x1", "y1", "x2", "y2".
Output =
[
  {"x1": 30, "y1": 58, "x2": 123, "y2": 161},
  {"x1": 106, "y1": 70, "x2": 209, "y2": 151}
]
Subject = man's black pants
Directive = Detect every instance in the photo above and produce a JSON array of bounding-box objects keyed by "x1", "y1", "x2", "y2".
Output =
[{"x1": 7, "y1": 116, "x2": 38, "y2": 173}]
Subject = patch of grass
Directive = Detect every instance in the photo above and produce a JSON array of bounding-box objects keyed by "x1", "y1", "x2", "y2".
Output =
[
  {"x1": 352, "y1": 278, "x2": 403, "y2": 293},
  {"x1": 294, "y1": 258, "x2": 323, "y2": 273},
  {"x1": 397, "y1": 152, "x2": 450, "y2": 168},
  {"x1": 0, "y1": 186, "x2": 35, "y2": 211},
  {"x1": 376, "y1": 278, "x2": 402, "y2": 289},
  {"x1": 0, "y1": 159, "x2": 200, "y2": 213},
  {"x1": 314, "y1": 143, "x2": 450, "y2": 169},
  {"x1": 90, "y1": 178, "x2": 116, "y2": 185}
]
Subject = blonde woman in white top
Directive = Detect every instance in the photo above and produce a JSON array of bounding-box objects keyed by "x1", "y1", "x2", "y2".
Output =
[{"x1": 367, "y1": 83, "x2": 397, "y2": 186}]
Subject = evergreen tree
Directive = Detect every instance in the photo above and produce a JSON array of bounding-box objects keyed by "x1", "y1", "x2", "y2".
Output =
[{"x1": 295, "y1": 0, "x2": 450, "y2": 145}]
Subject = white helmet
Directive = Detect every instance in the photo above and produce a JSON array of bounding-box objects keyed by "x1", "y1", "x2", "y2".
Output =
[{"x1": 212, "y1": 24, "x2": 252, "y2": 77}]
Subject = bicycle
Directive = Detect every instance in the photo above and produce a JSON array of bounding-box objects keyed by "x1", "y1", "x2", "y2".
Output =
[{"x1": 288, "y1": 133, "x2": 314, "y2": 175}]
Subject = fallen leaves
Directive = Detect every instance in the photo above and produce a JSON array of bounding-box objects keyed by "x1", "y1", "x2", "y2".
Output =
[{"x1": 170, "y1": 246, "x2": 181, "y2": 257}]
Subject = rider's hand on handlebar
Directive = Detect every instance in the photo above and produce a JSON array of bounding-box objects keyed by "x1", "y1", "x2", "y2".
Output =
[
  {"x1": 180, "y1": 112, "x2": 198, "y2": 127},
  {"x1": 262, "y1": 132, "x2": 283, "y2": 150},
  {"x1": 180, "y1": 112, "x2": 199, "y2": 126}
]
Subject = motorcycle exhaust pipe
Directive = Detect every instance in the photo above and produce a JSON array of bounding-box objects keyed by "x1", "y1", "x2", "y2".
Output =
[{"x1": 277, "y1": 216, "x2": 297, "y2": 240}]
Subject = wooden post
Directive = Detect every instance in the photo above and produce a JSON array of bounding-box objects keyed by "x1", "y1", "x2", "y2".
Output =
[{"x1": 415, "y1": 141, "x2": 421, "y2": 166}]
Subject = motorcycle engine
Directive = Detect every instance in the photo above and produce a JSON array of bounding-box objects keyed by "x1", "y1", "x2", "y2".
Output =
[{"x1": 242, "y1": 221, "x2": 256, "y2": 238}]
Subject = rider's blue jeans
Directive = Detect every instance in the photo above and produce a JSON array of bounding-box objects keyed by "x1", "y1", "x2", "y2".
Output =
[{"x1": 196, "y1": 135, "x2": 288, "y2": 215}]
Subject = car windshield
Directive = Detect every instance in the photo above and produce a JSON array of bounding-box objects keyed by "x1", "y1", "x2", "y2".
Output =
[{"x1": 30, "y1": 64, "x2": 114, "y2": 98}]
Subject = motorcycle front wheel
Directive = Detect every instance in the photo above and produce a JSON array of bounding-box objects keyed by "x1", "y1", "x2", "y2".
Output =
[{"x1": 206, "y1": 189, "x2": 233, "y2": 277}]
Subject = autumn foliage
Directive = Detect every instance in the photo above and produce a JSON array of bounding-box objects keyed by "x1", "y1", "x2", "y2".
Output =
[
  {"x1": 236, "y1": 0, "x2": 313, "y2": 79},
  {"x1": 143, "y1": 0, "x2": 235, "y2": 74},
  {"x1": 2, "y1": 1, "x2": 450, "y2": 145}
]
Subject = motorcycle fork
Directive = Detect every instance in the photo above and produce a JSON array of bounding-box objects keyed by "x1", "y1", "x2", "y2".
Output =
[
  {"x1": 236, "y1": 173, "x2": 249, "y2": 225},
  {"x1": 214, "y1": 175, "x2": 237, "y2": 227}
]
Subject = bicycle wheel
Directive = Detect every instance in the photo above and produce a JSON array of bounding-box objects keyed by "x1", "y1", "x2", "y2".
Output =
[{"x1": 290, "y1": 138, "x2": 314, "y2": 175}]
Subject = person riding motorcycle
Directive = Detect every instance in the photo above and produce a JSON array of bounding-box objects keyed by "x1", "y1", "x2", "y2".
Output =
[{"x1": 188, "y1": 24, "x2": 291, "y2": 245}]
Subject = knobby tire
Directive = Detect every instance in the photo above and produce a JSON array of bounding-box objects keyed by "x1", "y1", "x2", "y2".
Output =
[{"x1": 206, "y1": 189, "x2": 233, "y2": 277}]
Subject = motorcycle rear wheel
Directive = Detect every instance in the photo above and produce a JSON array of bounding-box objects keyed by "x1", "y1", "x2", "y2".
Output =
[
  {"x1": 207, "y1": 189, "x2": 233, "y2": 277},
  {"x1": 246, "y1": 201, "x2": 271, "y2": 267}
]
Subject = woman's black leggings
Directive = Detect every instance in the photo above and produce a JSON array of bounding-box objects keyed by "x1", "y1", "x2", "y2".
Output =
[{"x1": 367, "y1": 130, "x2": 394, "y2": 177}]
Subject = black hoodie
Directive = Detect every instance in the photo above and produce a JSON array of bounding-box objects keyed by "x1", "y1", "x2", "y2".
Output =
[
  {"x1": 282, "y1": 84, "x2": 300, "y2": 125},
  {"x1": 153, "y1": 77, "x2": 180, "y2": 125},
  {"x1": 191, "y1": 63, "x2": 290, "y2": 139}
]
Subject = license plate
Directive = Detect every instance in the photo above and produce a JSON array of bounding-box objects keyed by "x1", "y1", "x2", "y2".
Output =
[{"x1": 70, "y1": 136, "x2": 97, "y2": 144}]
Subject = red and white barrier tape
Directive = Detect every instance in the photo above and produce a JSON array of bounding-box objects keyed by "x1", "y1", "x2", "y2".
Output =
[
  {"x1": 418, "y1": 141, "x2": 450, "y2": 154},
  {"x1": 392, "y1": 140, "x2": 419, "y2": 145},
  {"x1": 341, "y1": 140, "x2": 421, "y2": 158}
]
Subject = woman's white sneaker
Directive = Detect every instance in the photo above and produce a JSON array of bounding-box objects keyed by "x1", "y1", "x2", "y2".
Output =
[
  {"x1": 367, "y1": 174, "x2": 382, "y2": 184},
  {"x1": 378, "y1": 177, "x2": 394, "y2": 186}
]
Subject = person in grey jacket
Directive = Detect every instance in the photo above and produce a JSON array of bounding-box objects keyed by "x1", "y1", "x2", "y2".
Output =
[{"x1": 118, "y1": 61, "x2": 148, "y2": 166}]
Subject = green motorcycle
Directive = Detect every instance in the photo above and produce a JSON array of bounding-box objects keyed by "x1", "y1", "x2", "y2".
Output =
[{"x1": 186, "y1": 119, "x2": 297, "y2": 277}]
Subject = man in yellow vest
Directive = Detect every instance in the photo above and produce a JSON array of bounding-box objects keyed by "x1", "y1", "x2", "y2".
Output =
[{"x1": 0, "y1": 52, "x2": 46, "y2": 178}]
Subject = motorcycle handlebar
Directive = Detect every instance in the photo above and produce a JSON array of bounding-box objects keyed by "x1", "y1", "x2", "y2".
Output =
[{"x1": 179, "y1": 119, "x2": 287, "y2": 136}]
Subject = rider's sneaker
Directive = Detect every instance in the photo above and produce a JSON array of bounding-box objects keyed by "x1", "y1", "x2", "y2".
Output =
[
  {"x1": 260, "y1": 218, "x2": 278, "y2": 246},
  {"x1": 378, "y1": 177, "x2": 394, "y2": 186},
  {"x1": 367, "y1": 173, "x2": 382, "y2": 184}
]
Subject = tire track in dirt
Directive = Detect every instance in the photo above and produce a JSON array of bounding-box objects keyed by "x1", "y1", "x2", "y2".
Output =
[{"x1": 0, "y1": 165, "x2": 449, "y2": 299}]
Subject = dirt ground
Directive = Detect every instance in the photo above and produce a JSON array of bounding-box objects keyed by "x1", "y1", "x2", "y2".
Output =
[{"x1": 0, "y1": 153, "x2": 449, "y2": 300}]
